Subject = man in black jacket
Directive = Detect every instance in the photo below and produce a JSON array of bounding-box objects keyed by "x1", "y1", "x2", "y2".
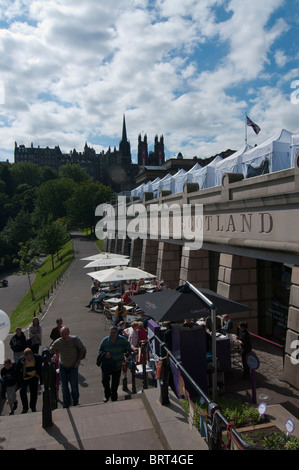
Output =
[
  {"x1": 10, "y1": 327, "x2": 27, "y2": 363},
  {"x1": 15, "y1": 348, "x2": 42, "y2": 413}
]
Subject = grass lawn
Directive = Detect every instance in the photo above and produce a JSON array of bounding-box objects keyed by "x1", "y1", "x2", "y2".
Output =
[{"x1": 9, "y1": 239, "x2": 74, "y2": 332}]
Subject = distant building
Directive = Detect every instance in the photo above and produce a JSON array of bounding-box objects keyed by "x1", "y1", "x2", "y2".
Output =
[
  {"x1": 14, "y1": 116, "x2": 232, "y2": 193},
  {"x1": 14, "y1": 116, "x2": 140, "y2": 194},
  {"x1": 138, "y1": 134, "x2": 165, "y2": 166},
  {"x1": 135, "y1": 149, "x2": 236, "y2": 186}
]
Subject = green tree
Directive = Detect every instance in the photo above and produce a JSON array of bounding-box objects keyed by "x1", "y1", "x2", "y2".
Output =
[
  {"x1": 33, "y1": 177, "x2": 74, "y2": 223},
  {"x1": 14, "y1": 241, "x2": 38, "y2": 301},
  {"x1": 12, "y1": 183, "x2": 37, "y2": 213},
  {"x1": 38, "y1": 218, "x2": 70, "y2": 270},
  {"x1": 0, "y1": 162, "x2": 13, "y2": 197},
  {"x1": 0, "y1": 191, "x2": 10, "y2": 231},
  {"x1": 65, "y1": 180, "x2": 114, "y2": 232},
  {"x1": 10, "y1": 162, "x2": 42, "y2": 189},
  {"x1": 59, "y1": 163, "x2": 90, "y2": 183},
  {"x1": 40, "y1": 166, "x2": 59, "y2": 183},
  {"x1": 1, "y1": 210, "x2": 34, "y2": 256}
]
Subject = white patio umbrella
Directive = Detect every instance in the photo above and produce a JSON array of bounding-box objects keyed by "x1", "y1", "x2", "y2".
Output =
[
  {"x1": 87, "y1": 265, "x2": 156, "y2": 284},
  {"x1": 81, "y1": 253, "x2": 129, "y2": 261},
  {"x1": 83, "y1": 257, "x2": 130, "y2": 269}
]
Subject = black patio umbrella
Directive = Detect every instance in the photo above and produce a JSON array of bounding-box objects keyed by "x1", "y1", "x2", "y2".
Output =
[
  {"x1": 131, "y1": 281, "x2": 252, "y2": 400},
  {"x1": 131, "y1": 282, "x2": 252, "y2": 323}
]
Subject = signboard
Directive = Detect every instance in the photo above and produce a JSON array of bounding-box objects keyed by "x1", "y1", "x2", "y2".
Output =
[
  {"x1": 246, "y1": 352, "x2": 260, "y2": 370},
  {"x1": 285, "y1": 418, "x2": 295, "y2": 436},
  {"x1": 258, "y1": 402, "x2": 267, "y2": 416}
]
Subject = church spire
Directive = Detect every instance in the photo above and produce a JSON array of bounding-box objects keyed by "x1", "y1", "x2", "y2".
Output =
[
  {"x1": 122, "y1": 114, "x2": 127, "y2": 142},
  {"x1": 119, "y1": 114, "x2": 131, "y2": 163}
]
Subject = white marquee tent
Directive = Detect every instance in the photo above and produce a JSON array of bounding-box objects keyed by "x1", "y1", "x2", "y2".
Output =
[
  {"x1": 241, "y1": 129, "x2": 292, "y2": 178},
  {"x1": 173, "y1": 163, "x2": 202, "y2": 193},
  {"x1": 190, "y1": 155, "x2": 223, "y2": 189},
  {"x1": 131, "y1": 182, "x2": 145, "y2": 200},
  {"x1": 152, "y1": 176, "x2": 164, "y2": 197},
  {"x1": 291, "y1": 133, "x2": 299, "y2": 167},
  {"x1": 215, "y1": 144, "x2": 252, "y2": 186},
  {"x1": 155, "y1": 173, "x2": 172, "y2": 196},
  {"x1": 170, "y1": 168, "x2": 187, "y2": 193},
  {"x1": 130, "y1": 129, "x2": 298, "y2": 200},
  {"x1": 142, "y1": 180, "x2": 152, "y2": 192},
  {"x1": 147, "y1": 177, "x2": 161, "y2": 193}
]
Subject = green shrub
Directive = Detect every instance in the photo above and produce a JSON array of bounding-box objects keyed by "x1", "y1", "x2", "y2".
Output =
[
  {"x1": 285, "y1": 436, "x2": 299, "y2": 451},
  {"x1": 263, "y1": 432, "x2": 286, "y2": 450}
]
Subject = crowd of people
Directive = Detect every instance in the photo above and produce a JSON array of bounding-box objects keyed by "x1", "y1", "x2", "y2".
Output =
[
  {"x1": 0, "y1": 276, "x2": 251, "y2": 416},
  {"x1": 85, "y1": 278, "x2": 168, "y2": 313},
  {"x1": 0, "y1": 309, "x2": 152, "y2": 414}
]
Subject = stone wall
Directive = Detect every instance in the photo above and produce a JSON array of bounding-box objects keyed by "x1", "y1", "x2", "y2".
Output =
[
  {"x1": 156, "y1": 242, "x2": 181, "y2": 288},
  {"x1": 179, "y1": 247, "x2": 210, "y2": 288},
  {"x1": 284, "y1": 266, "x2": 299, "y2": 388},
  {"x1": 217, "y1": 253, "x2": 258, "y2": 332}
]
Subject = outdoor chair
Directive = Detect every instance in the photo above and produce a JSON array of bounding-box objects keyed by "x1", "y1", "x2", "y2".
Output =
[{"x1": 104, "y1": 309, "x2": 114, "y2": 329}]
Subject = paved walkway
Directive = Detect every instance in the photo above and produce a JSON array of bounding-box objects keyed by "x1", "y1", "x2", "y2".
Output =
[
  {"x1": 0, "y1": 232, "x2": 207, "y2": 450},
  {"x1": 0, "y1": 232, "x2": 299, "y2": 450}
]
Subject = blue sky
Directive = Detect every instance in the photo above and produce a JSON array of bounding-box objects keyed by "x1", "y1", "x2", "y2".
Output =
[{"x1": 0, "y1": 0, "x2": 298, "y2": 164}]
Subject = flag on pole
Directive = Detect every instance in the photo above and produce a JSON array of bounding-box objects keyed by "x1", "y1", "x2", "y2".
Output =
[{"x1": 246, "y1": 116, "x2": 261, "y2": 135}]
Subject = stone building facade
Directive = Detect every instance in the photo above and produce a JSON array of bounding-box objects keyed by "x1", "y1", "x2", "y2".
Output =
[
  {"x1": 102, "y1": 157, "x2": 299, "y2": 390},
  {"x1": 14, "y1": 116, "x2": 138, "y2": 194}
]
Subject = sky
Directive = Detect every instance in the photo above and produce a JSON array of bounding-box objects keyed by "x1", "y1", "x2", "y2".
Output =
[{"x1": 0, "y1": 0, "x2": 298, "y2": 164}]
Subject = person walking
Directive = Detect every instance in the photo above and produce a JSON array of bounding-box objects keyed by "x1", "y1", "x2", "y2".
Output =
[
  {"x1": 237, "y1": 321, "x2": 252, "y2": 378},
  {"x1": 29, "y1": 317, "x2": 42, "y2": 354},
  {"x1": 137, "y1": 321, "x2": 148, "y2": 345},
  {"x1": 15, "y1": 348, "x2": 42, "y2": 414},
  {"x1": 123, "y1": 321, "x2": 139, "y2": 347},
  {"x1": 50, "y1": 326, "x2": 85, "y2": 408},
  {"x1": 1, "y1": 359, "x2": 18, "y2": 415},
  {"x1": 50, "y1": 318, "x2": 63, "y2": 343},
  {"x1": 97, "y1": 326, "x2": 137, "y2": 402},
  {"x1": 9, "y1": 327, "x2": 27, "y2": 363}
]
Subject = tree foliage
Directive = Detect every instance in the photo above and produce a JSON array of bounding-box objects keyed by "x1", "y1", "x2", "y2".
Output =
[
  {"x1": 14, "y1": 241, "x2": 38, "y2": 301},
  {"x1": 0, "y1": 161, "x2": 115, "y2": 271},
  {"x1": 38, "y1": 218, "x2": 70, "y2": 270}
]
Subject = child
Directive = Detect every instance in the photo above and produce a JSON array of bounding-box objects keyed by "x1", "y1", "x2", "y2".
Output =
[
  {"x1": 1, "y1": 359, "x2": 18, "y2": 415},
  {"x1": 137, "y1": 321, "x2": 148, "y2": 345}
]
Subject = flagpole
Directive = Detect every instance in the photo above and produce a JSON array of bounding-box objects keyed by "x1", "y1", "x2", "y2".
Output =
[{"x1": 245, "y1": 113, "x2": 247, "y2": 145}]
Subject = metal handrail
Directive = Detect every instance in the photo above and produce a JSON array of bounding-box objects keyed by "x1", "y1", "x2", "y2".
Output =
[{"x1": 149, "y1": 333, "x2": 263, "y2": 450}]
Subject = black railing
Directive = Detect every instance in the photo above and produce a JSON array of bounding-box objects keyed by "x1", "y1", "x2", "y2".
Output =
[
  {"x1": 41, "y1": 348, "x2": 58, "y2": 428},
  {"x1": 148, "y1": 334, "x2": 263, "y2": 451}
]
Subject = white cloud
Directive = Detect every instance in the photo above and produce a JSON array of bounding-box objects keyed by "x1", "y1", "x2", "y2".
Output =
[
  {"x1": 0, "y1": 0, "x2": 298, "y2": 163},
  {"x1": 274, "y1": 49, "x2": 288, "y2": 67}
]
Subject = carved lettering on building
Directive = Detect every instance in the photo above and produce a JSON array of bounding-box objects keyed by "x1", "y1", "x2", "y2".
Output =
[{"x1": 204, "y1": 212, "x2": 274, "y2": 234}]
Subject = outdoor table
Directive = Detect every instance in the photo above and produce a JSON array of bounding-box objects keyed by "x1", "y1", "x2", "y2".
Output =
[
  {"x1": 139, "y1": 284, "x2": 157, "y2": 291},
  {"x1": 125, "y1": 313, "x2": 140, "y2": 324},
  {"x1": 110, "y1": 305, "x2": 134, "y2": 314},
  {"x1": 104, "y1": 292, "x2": 121, "y2": 299},
  {"x1": 103, "y1": 297, "x2": 122, "y2": 305}
]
